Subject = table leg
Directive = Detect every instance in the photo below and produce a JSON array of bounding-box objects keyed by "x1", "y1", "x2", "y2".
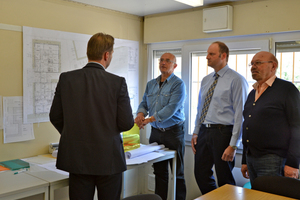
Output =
[{"x1": 171, "y1": 153, "x2": 177, "y2": 200}]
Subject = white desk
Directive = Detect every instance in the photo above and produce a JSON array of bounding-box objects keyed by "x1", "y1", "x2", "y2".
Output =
[
  {"x1": 0, "y1": 150, "x2": 176, "y2": 200},
  {"x1": 0, "y1": 170, "x2": 49, "y2": 200},
  {"x1": 26, "y1": 169, "x2": 69, "y2": 200},
  {"x1": 123, "y1": 150, "x2": 177, "y2": 200}
]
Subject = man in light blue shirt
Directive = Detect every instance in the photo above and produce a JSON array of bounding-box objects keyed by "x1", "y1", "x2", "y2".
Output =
[
  {"x1": 135, "y1": 53, "x2": 186, "y2": 200},
  {"x1": 191, "y1": 41, "x2": 248, "y2": 195}
]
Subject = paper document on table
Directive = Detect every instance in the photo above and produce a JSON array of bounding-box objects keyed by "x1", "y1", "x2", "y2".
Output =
[
  {"x1": 125, "y1": 142, "x2": 165, "y2": 159},
  {"x1": 22, "y1": 155, "x2": 56, "y2": 164},
  {"x1": 38, "y1": 161, "x2": 69, "y2": 176},
  {"x1": 126, "y1": 152, "x2": 165, "y2": 165}
]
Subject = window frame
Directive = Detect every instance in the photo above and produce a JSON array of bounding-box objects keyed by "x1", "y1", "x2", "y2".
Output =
[{"x1": 182, "y1": 40, "x2": 269, "y2": 142}]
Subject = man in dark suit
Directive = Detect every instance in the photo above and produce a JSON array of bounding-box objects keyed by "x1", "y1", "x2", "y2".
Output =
[{"x1": 49, "y1": 32, "x2": 134, "y2": 200}]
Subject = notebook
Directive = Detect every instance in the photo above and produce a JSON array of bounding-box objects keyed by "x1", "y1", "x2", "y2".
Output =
[{"x1": 0, "y1": 159, "x2": 30, "y2": 171}]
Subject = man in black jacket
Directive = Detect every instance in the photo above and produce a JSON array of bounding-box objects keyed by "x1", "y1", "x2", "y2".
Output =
[
  {"x1": 241, "y1": 51, "x2": 300, "y2": 185},
  {"x1": 50, "y1": 32, "x2": 134, "y2": 200}
]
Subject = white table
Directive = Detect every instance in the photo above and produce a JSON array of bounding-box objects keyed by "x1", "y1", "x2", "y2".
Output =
[
  {"x1": 0, "y1": 170, "x2": 49, "y2": 200},
  {"x1": 26, "y1": 169, "x2": 69, "y2": 200},
  {"x1": 0, "y1": 150, "x2": 176, "y2": 200},
  {"x1": 123, "y1": 150, "x2": 177, "y2": 200}
]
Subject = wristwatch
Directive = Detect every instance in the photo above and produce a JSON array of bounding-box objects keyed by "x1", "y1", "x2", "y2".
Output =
[{"x1": 230, "y1": 145, "x2": 238, "y2": 150}]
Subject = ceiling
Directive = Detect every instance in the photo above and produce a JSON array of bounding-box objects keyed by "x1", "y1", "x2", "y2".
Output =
[{"x1": 69, "y1": 0, "x2": 243, "y2": 16}]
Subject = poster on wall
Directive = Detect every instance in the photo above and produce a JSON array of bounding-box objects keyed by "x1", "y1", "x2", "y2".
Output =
[
  {"x1": 23, "y1": 26, "x2": 139, "y2": 124},
  {"x1": 3, "y1": 96, "x2": 34, "y2": 143}
]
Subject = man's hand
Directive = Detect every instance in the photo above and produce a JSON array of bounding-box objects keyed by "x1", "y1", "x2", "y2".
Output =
[
  {"x1": 191, "y1": 134, "x2": 198, "y2": 154},
  {"x1": 241, "y1": 164, "x2": 250, "y2": 179},
  {"x1": 141, "y1": 118, "x2": 151, "y2": 127},
  {"x1": 221, "y1": 146, "x2": 236, "y2": 162},
  {"x1": 134, "y1": 113, "x2": 145, "y2": 129},
  {"x1": 284, "y1": 165, "x2": 299, "y2": 179}
]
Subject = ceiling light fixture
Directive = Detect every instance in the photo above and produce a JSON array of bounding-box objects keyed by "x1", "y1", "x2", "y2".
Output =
[{"x1": 174, "y1": 0, "x2": 204, "y2": 7}]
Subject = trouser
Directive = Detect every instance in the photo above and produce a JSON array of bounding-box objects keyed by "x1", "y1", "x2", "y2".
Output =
[
  {"x1": 194, "y1": 124, "x2": 235, "y2": 195},
  {"x1": 69, "y1": 172, "x2": 122, "y2": 200},
  {"x1": 149, "y1": 123, "x2": 186, "y2": 200},
  {"x1": 246, "y1": 153, "x2": 286, "y2": 185}
]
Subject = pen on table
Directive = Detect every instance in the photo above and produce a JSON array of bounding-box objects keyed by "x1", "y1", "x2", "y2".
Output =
[{"x1": 14, "y1": 168, "x2": 28, "y2": 175}]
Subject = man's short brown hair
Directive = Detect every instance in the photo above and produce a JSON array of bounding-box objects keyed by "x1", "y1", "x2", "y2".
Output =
[
  {"x1": 87, "y1": 33, "x2": 114, "y2": 60},
  {"x1": 213, "y1": 41, "x2": 229, "y2": 62}
]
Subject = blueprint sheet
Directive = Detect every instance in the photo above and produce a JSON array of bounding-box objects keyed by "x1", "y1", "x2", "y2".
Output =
[
  {"x1": 3, "y1": 96, "x2": 34, "y2": 143},
  {"x1": 23, "y1": 26, "x2": 139, "y2": 124}
]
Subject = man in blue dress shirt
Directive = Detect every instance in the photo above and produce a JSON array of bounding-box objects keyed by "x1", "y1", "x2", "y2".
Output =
[
  {"x1": 135, "y1": 53, "x2": 186, "y2": 200},
  {"x1": 191, "y1": 41, "x2": 248, "y2": 195}
]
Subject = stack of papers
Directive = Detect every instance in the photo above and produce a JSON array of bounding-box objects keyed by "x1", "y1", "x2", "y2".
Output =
[{"x1": 125, "y1": 143, "x2": 166, "y2": 165}]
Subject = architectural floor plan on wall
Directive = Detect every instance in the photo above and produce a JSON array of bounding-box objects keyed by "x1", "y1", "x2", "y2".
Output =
[
  {"x1": 3, "y1": 96, "x2": 34, "y2": 143},
  {"x1": 23, "y1": 26, "x2": 139, "y2": 124}
]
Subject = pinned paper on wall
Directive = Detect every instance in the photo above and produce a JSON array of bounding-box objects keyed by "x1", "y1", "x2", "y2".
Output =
[
  {"x1": 3, "y1": 96, "x2": 34, "y2": 143},
  {"x1": 23, "y1": 26, "x2": 139, "y2": 124}
]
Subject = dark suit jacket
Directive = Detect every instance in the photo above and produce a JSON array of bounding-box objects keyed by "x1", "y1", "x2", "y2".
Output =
[{"x1": 49, "y1": 62, "x2": 134, "y2": 175}]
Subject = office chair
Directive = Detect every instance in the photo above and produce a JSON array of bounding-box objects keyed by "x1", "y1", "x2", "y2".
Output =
[
  {"x1": 252, "y1": 175, "x2": 300, "y2": 199},
  {"x1": 122, "y1": 194, "x2": 162, "y2": 200}
]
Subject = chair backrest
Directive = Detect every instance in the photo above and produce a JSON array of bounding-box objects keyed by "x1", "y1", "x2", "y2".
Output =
[
  {"x1": 122, "y1": 194, "x2": 162, "y2": 200},
  {"x1": 252, "y1": 176, "x2": 300, "y2": 199}
]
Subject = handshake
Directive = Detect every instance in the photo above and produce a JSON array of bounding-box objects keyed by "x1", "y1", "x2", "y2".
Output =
[{"x1": 134, "y1": 113, "x2": 156, "y2": 129}]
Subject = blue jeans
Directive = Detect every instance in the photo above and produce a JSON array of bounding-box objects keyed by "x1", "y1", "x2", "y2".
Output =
[
  {"x1": 149, "y1": 123, "x2": 186, "y2": 200},
  {"x1": 247, "y1": 153, "x2": 286, "y2": 186}
]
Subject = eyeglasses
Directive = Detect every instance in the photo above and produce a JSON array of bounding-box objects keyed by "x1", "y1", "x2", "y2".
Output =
[
  {"x1": 159, "y1": 58, "x2": 175, "y2": 64},
  {"x1": 248, "y1": 61, "x2": 273, "y2": 67}
]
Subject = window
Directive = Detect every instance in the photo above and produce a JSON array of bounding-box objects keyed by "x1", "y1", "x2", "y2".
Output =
[
  {"x1": 184, "y1": 40, "x2": 269, "y2": 139},
  {"x1": 275, "y1": 41, "x2": 300, "y2": 90},
  {"x1": 190, "y1": 51, "x2": 257, "y2": 134},
  {"x1": 149, "y1": 39, "x2": 270, "y2": 142}
]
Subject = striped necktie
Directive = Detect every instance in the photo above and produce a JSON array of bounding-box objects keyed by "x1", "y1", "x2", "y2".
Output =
[{"x1": 198, "y1": 73, "x2": 219, "y2": 124}]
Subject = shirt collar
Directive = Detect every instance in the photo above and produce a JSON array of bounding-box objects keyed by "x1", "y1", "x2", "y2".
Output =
[
  {"x1": 156, "y1": 73, "x2": 175, "y2": 83},
  {"x1": 88, "y1": 62, "x2": 105, "y2": 70},
  {"x1": 253, "y1": 75, "x2": 277, "y2": 90},
  {"x1": 215, "y1": 65, "x2": 229, "y2": 78}
]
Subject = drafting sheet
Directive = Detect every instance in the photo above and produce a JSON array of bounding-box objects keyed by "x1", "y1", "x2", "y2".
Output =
[
  {"x1": 23, "y1": 26, "x2": 139, "y2": 124},
  {"x1": 126, "y1": 152, "x2": 165, "y2": 165},
  {"x1": 125, "y1": 143, "x2": 165, "y2": 159},
  {"x1": 39, "y1": 161, "x2": 69, "y2": 176},
  {"x1": 125, "y1": 143, "x2": 166, "y2": 165},
  {"x1": 3, "y1": 96, "x2": 34, "y2": 143}
]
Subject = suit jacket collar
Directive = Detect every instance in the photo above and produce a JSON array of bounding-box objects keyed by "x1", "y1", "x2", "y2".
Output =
[{"x1": 84, "y1": 62, "x2": 105, "y2": 70}]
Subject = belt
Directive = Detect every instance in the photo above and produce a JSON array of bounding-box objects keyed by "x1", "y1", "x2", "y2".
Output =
[
  {"x1": 202, "y1": 124, "x2": 233, "y2": 128},
  {"x1": 154, "y1": 122, "x2": 184, "y2": 132}
]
